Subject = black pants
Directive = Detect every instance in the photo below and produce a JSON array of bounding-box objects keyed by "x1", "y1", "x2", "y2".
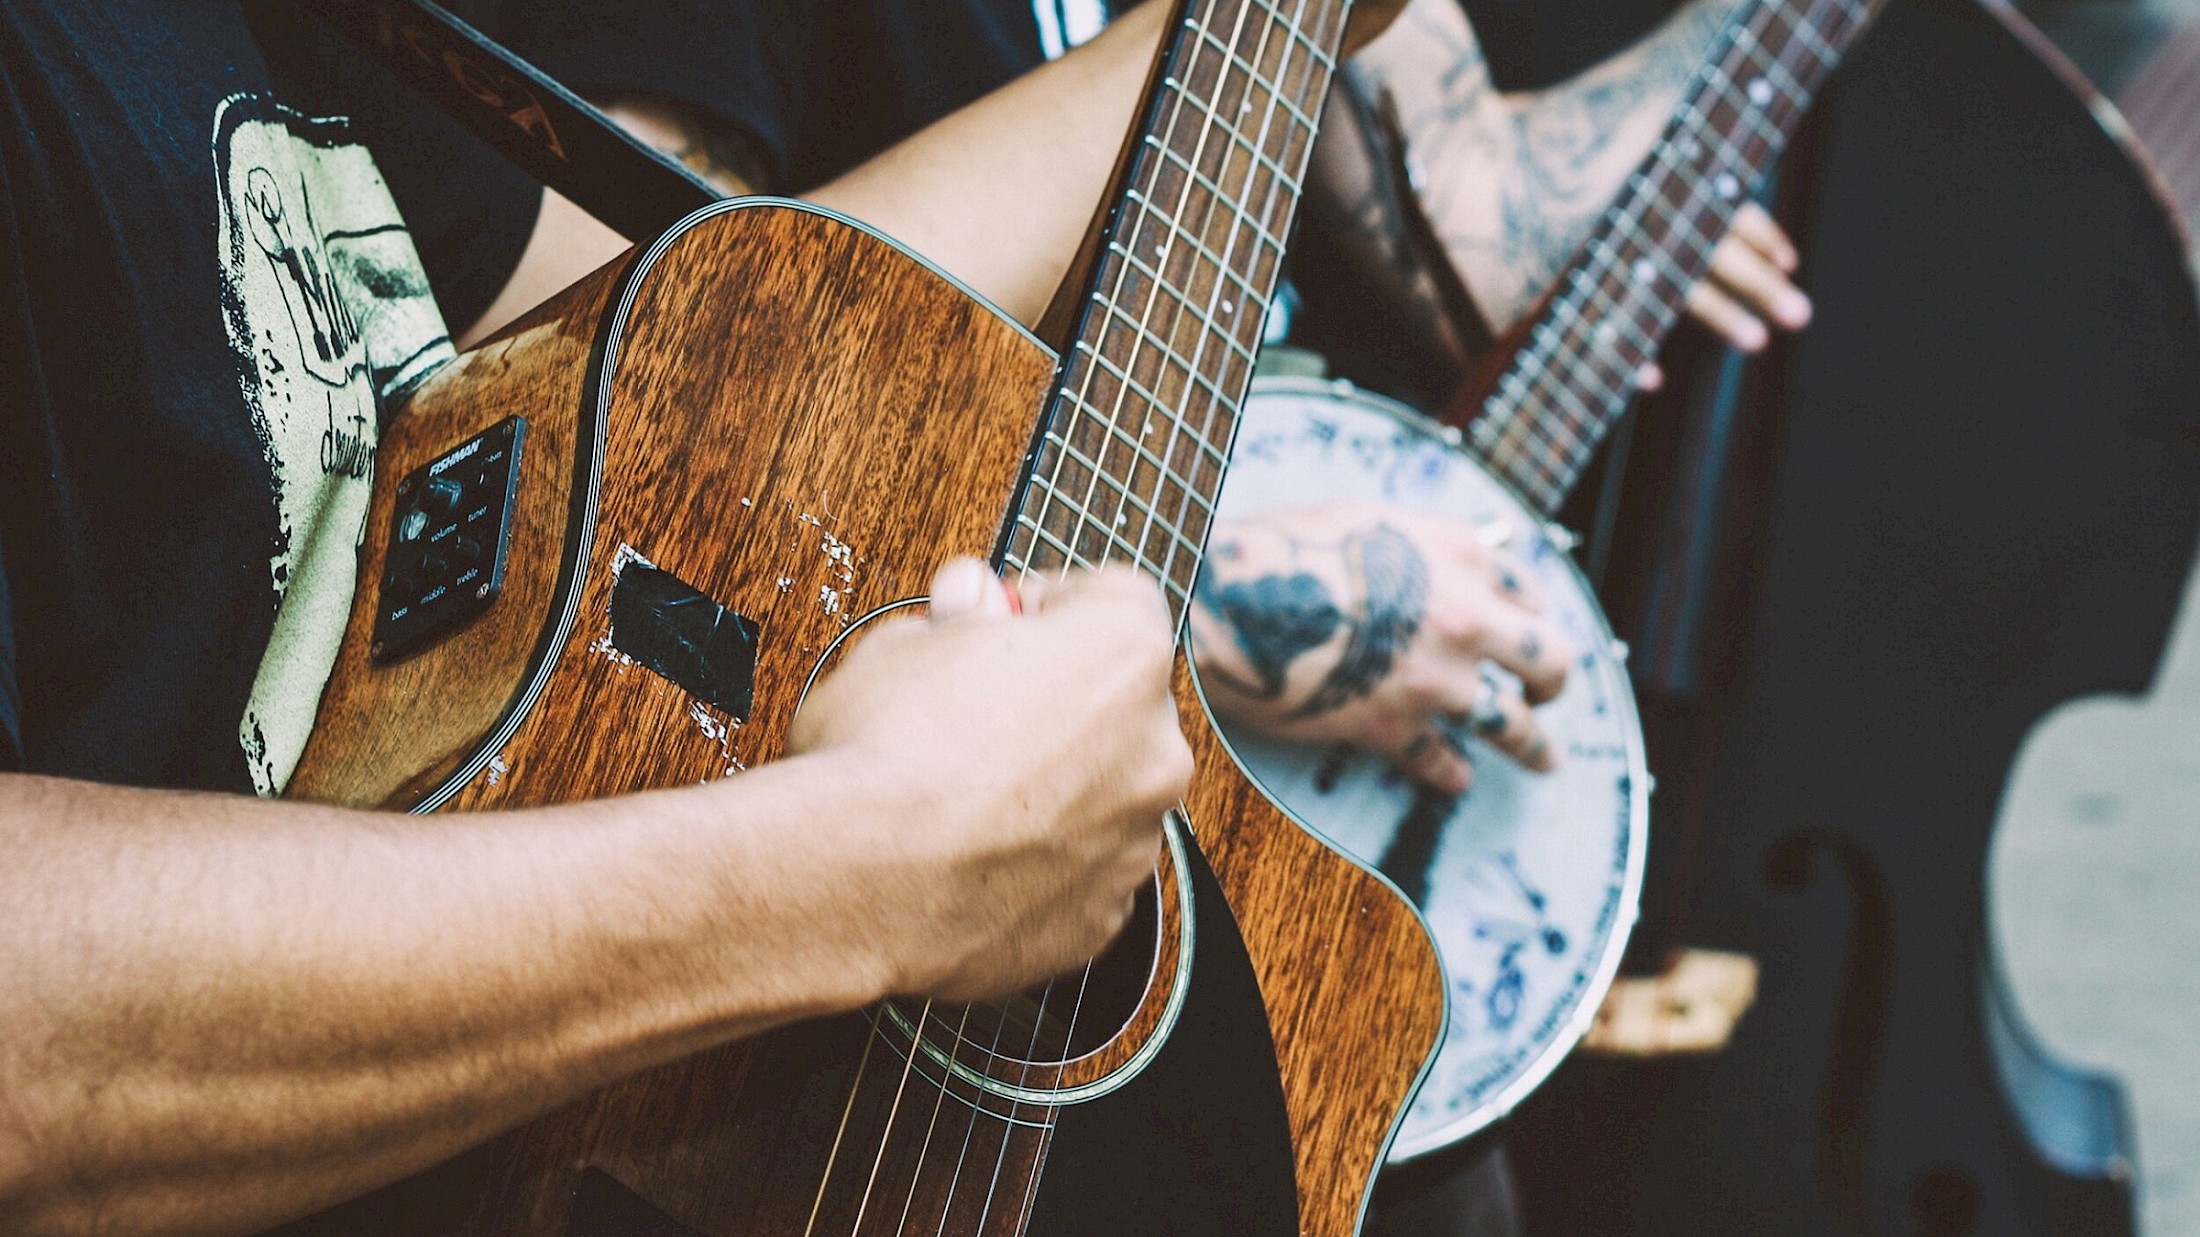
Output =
[{"x1": 1368, "y1": 1140, "x2": 1524, "y2": 1237}]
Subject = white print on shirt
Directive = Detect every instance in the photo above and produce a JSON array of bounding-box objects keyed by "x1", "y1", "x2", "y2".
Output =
[
  {"x1": 1034, "y1": 0, "x2": 1110, "y2": 59},
  {"x1": 212, "y1": 95, "x2": 455, "y2": 796}
]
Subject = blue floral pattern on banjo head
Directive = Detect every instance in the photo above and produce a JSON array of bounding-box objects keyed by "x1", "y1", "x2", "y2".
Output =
[{"x1": 1203, "y1": 376, "x2": 1649, "y2": 1161}]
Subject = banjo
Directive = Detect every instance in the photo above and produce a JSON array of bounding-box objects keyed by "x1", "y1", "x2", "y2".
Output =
[{"x1": 1206, "y1": 0, "x2": 1884, "y2": 1160}]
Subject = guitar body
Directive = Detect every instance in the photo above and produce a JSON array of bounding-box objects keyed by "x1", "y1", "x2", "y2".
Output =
[{"x1": 284, "y1": 197, "x2": 1443, "y2": 1235}]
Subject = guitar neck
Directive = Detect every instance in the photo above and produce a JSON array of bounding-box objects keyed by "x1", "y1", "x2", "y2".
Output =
[
  {"x1": 1472, "y1": 0, "x2": 1881, "y2": 514},
  {"x1": 1001, "y1": 0, "x2": 1353, "y2": 622}
]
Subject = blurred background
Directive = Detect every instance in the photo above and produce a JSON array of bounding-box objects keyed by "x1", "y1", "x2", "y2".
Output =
[{"x1": 1407, "y1": 1, "x2": 2200, "y2": 1232}]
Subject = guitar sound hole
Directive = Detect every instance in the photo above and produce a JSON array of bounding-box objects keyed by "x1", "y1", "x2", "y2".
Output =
[{"x1": 902, "y1": 874, "x2": 1160, "y2": 1073}]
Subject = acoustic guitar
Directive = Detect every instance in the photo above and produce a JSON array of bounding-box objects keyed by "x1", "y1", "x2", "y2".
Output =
[{"x1": 276, "y1": 0, "x2": 1446, "y2": 1234}]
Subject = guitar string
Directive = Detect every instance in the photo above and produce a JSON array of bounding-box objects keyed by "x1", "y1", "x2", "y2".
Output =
[
  {"x1": 1134, "y1": 0, "x2": 1323, "y2": 593},
  {"x1": 970, "y1": 0, "x2": 1317, "y2": 1230},
  {"x1": 999, "y1": 0, "x2": 1271, "y2": 1134},
  {"x1": 1003, "y1": 0, "x2": 1284, "y2": 1223},
  {"x1": 1053, "y1": 0, "x2": 1260, "y2": 610},
  {"x1": 1516, "y1": 0, "x2": 1842, "y2": 474},
  {"x1": 1042, "y1": 0, "x2": 1319, "y2": 615},
  {"x1": 1493, "y1": 0, "x2": 1864, "y2": 499},
  {"x1": 1020, "y1": 1, "x2": 1274, "y2": 1141},
  {"x1": 1479, "y1": 0, "x2": 1855, "y2": 508},
  {"x1": 881, "y1": 998, "x2": 982, "y2": 1237},
  {"x1": 1492, "y1": 12, "x2": 1782, "y2": 495},
  {"x1": 1110, "y1": 0, "x2": 1312, "y2": 602},
  {"x1": 889, "y1": 6, "x2": 1268, "y2": 1233},
  {"x1": 914, "y1": 991, "x2": 1032, "y2": 1237},
  {"x1": 798, "y1": 1003, "x2": 897, "y2": 1236},
  {"x1": 967, "y1": 7, "x2": 1262, "y2": 1184},
  {"x1": 999, "y1": 0, "x2": 1326, "y2": 1221},
  {"x1": 843, "y1": 993, "x2": 941, "y2": 1235},
  {"x1": 1479, "y1": 0, "x2": 1796, "y2": 491},
  {"x1": 820, "y1": 8, "x2": 1238, "y2": 1221},
  {"x1": 1015, "y1": 0, "x2": 1297, "y2": 599}
]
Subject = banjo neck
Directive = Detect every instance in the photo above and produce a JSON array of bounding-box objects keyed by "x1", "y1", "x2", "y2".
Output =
[
  {"x1": 1002, "y1": 0, "x2": 1354, "y2": 623},
  {"x1": 1469, "y1": 0, "x2": 1884, "y2": 515}
]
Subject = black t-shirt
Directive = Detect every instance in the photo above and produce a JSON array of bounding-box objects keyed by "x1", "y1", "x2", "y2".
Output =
[
  {"x1": 494, "y1": 0, "x2": 1122, "y2": 192},
  {"x1": 0, "y1": 0, "x2": 527, "y2": 792}
]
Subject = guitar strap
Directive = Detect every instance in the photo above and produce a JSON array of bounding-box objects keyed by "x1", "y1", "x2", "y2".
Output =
[{"x1": 295, "y1": 0, "x2": 721, "y2": 241}]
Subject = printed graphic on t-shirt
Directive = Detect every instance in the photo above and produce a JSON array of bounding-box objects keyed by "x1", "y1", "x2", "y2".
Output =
[{"x1": 212, "y1": 95, "x2": 454, "y2": 796}]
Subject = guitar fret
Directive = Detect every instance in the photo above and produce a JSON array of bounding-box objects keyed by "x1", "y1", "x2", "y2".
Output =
[
  {"x1": 1124, "y1": 180, "x2": 1288, "y2": 322},
  {"x1": 1627, "y1": 188, "x2": 1723, "y2": 270},
  {"x1": 1026, "y1": 0, "x2": 1341, "y2": 613},
  {"x1": 1164, "y1": 87, "x2": 1308, "y2": 205},
  {"x1": 1024, "y1": 480, "x2": 1164, "y2": 574},
  {"x1": 1753, "y1": 6, "x2": 1837, "y2": 70},
  {"x1": 1733, "y1": 25, "x2": 1816, "y2": 102},
  {"x1": 1029, "y1": 439, "x2": 1209, "y2": 566},
  {"x1": 1091, "y1": 286, "x2": 1249, "y2": 440},
  {"x1": 1090, "y1": 254, "x2": 1246, "y2": 407},
  {"x1": 1280, "y1": 11, "x2": 1339, "y2": 75},
  {"x1": 1702, "y1": 61, "x2": 1792, "y2": 156},
  {"x1": 1187, "y1": 26, "x2": 1319, "y2": 151},
  {"x1": 1505, "y1": 352, "x2": 1609, "y2": 463},
  {"x1": 1568, "y1": 257, "x2": 1663, "y2": 349},
  {"x1": 1072, "y1": 339, "x2": 1232, "y2": 473},
  {"x1": 1016, "y1": 513, "x2": 1193, "y2": 610}
]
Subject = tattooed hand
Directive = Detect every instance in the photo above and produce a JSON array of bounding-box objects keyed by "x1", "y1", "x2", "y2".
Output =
[{"x1": 1188, "y1": 503, "x2": 1573, "y2": 794}]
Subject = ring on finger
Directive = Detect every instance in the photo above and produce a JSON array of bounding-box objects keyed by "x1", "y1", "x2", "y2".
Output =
[{"x1": 1464, "y1": 669, "x2": 1508, "y2": 737}]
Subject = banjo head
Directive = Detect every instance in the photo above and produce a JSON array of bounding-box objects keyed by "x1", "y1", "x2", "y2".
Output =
[{"x1": 1202, "y1": 376, "x2": 1650, "y2": 1161}]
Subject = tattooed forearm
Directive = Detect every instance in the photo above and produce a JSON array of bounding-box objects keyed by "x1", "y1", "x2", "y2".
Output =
[
  {"x1": 1465, "y1": 0, "x2": 1739, "y2": 312},
  {"x1": 1299, "y1": 524, "x2": 1427, "y2": 716},
  {"x1": 1317, "y1": 0, "x2": 1743, "y2": 347}
]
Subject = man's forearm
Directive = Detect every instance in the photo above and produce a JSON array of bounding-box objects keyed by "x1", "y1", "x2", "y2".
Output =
[
  {"x1": 0, "y1": 764, "x2": 894, "y2": 1237},
  {"x1": 1314, "y1": 0, "x2": 1740, "y2": 355},
  {"x1": 806, "y1": 0, "x2": 1167, "y2": 326},
  {"x1": 464, "y1": 2, "x2": 1169, "y2": 346}
]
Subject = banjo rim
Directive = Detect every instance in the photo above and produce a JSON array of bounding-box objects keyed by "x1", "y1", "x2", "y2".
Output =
[{"x1": 1213, "y1": 374, "x2": 1652, "y2": 1162}]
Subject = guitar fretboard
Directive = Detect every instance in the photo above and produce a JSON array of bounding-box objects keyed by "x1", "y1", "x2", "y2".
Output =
[
  {"x1": 1003, "y1": 0, "x2": 1352, "y2": 621},
  {"x1": 1472, "y1": 0, "x2": 1879, "y2": 514}
]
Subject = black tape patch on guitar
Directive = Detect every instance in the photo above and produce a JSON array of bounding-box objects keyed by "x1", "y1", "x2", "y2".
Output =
[
  {"x1": 609, "y1": 564, "x2": 761, "y2": 722},
  {"x1": 565, "y1": 1168, "x2": 709, "y2": 1237}
]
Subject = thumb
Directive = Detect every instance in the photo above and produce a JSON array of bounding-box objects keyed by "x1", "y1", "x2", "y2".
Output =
[{"x1": 927, "y1": 557, "x2": 1011, "y2": 622}]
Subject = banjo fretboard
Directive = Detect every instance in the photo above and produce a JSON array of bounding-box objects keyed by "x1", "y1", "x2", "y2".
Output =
[{"x1": 1472, "y1": 0, "x2": 1882, "y2": 514}]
